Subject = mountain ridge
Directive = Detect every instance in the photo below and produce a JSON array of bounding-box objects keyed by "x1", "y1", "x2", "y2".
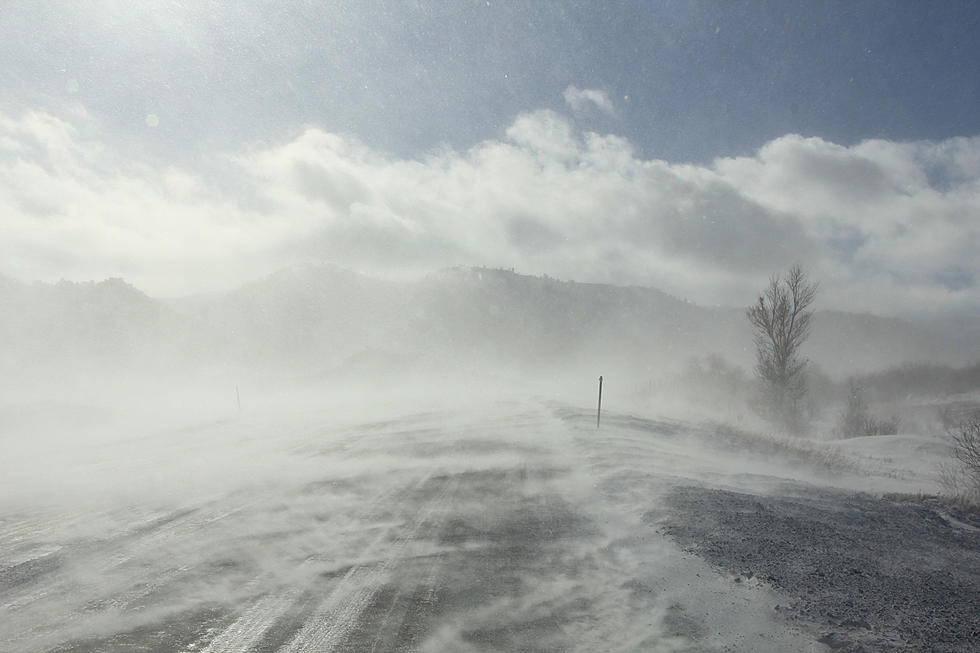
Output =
[{"x1": 3, "y1": 265, "x2": 976, "y2": 380}]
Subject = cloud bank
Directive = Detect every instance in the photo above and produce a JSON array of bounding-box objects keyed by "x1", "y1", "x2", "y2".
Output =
[
  {"x1": 1, "y1": 105, "x2": 978, "y2": 316},
  {"x1": 563, "y1": 86, "x2": 617, "y2": 116}
]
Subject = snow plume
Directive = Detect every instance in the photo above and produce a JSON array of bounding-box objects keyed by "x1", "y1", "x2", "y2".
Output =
[{"x1": 1, "y1": 105, "x2": 980, "y2": 316}]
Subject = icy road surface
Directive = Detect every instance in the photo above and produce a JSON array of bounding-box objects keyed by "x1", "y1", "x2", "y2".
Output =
[{"x1": 1, "y1": 400, "x2": 975, "y2": 652}]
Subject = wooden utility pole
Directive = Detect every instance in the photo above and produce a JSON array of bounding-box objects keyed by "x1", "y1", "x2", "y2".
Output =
[{"x1": 597, "y1": 375, "x2": 603, "y2": 428}]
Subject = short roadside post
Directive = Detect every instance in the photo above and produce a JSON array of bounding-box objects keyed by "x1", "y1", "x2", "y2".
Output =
[{"x1": 597, "y1": 375, "x2": 603, "y2": 429}]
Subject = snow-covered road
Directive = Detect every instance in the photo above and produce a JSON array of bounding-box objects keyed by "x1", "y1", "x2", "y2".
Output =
[{"x1": 2, "y1": 399, "x2": 974, "y2": 652}]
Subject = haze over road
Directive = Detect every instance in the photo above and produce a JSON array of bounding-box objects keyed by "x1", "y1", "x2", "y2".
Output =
[{"x1": 2, "y1": 397, "x2": 827, "y2": 653}]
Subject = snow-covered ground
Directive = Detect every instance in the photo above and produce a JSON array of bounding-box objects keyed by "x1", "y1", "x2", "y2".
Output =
[{"x1": 1, "y1": 389, "x2": 976, "y2": 652}]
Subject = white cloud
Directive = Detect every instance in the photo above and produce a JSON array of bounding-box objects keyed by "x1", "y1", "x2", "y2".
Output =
[
  {"x1": 1, "y1": 107, "x2": 979, "y2": 317},
  {"x1": 505, "y1": 110, "x2": 581, "y2": 161},
  {"x1": 712, "y1": 134, "x2": 980, "y2": 314},
  {"x1": 0, "y1": 110, "x2": 312, "y2": 294},
  {"x1": 563, "y1": 86, "x2": 616, "y2": 116}
]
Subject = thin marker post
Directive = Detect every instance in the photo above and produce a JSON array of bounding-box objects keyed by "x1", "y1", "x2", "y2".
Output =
[{"x1": 597, "y1": 375, "x2": 603, "y2": 429}]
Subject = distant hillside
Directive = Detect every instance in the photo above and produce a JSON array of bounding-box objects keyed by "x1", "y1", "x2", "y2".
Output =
[
  {"x1": 0, "y1": 276, "x2": 186, "y2": 379},
  {"x1": 170, "y1": 265, "x2": 406, "y2": 368},
  {"x1": 3, "y1": 267, "x2": 976, "y2": 381},
  {"x1": 408, "y1": 267, "x2": 707, "y2": 370},
  {"x1": 807, "y1": 310, "x2": 977, "y2": 376}
]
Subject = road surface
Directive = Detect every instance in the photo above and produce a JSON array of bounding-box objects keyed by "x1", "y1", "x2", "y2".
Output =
[{"x1": 2, "y1": 401, "x2": 974, "y2": 652}]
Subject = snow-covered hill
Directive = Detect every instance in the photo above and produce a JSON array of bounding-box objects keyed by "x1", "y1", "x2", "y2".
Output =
[{"x1": 2, "y1": 267, "x2": 977, "y2": 382}]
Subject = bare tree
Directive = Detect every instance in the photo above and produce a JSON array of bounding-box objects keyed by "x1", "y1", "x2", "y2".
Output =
[{"x1": 747, "y1": 265, "x2": 817, "y2": 432}]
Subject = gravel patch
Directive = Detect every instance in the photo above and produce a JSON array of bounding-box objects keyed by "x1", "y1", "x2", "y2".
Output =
[{"x1": 654, "y1": 485, "x2": 980, "y2": 652}]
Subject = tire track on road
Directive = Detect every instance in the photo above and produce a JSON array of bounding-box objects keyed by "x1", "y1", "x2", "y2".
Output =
[
  {"x1": 280, "y1": 472, "x2": 460, "y2": 653},
  {"x1": 0, "y1": 497, "x2": 266, "y2": 653},
  {"x1": 195, "y1": 593, "x2": 296, "y2": 653},
  {"x1": 184, "y1": 469, "x2": 440, "y2": 653}
]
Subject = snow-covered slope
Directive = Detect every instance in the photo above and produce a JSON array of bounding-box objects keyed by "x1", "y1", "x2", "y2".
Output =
[{"x1": 3, "y1": 266, "x2": 977, "y2": 380}]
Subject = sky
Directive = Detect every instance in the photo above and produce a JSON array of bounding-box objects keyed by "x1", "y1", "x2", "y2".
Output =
[{"x1": 2, "y1": 1, "x2": 980, "y2": 318}]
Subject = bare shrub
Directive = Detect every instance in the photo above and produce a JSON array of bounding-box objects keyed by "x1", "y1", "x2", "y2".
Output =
[
  {"x1": 676, "y1": 354, "x2": 750, "y2": 413},
  {"x1": 941, "y1": 421, "x2": 980, "y2": 502},
  {"x1": 834, "y1": 380, "x2": 900, "y2": 437},
  {"x1": 863, "y1": 415, "x2": 901, "y2": 436}
]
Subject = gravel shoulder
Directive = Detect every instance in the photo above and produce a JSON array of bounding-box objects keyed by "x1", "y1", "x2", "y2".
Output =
[{"x1": 653, "y1": 484, "x2": 980, "y2": 652}]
